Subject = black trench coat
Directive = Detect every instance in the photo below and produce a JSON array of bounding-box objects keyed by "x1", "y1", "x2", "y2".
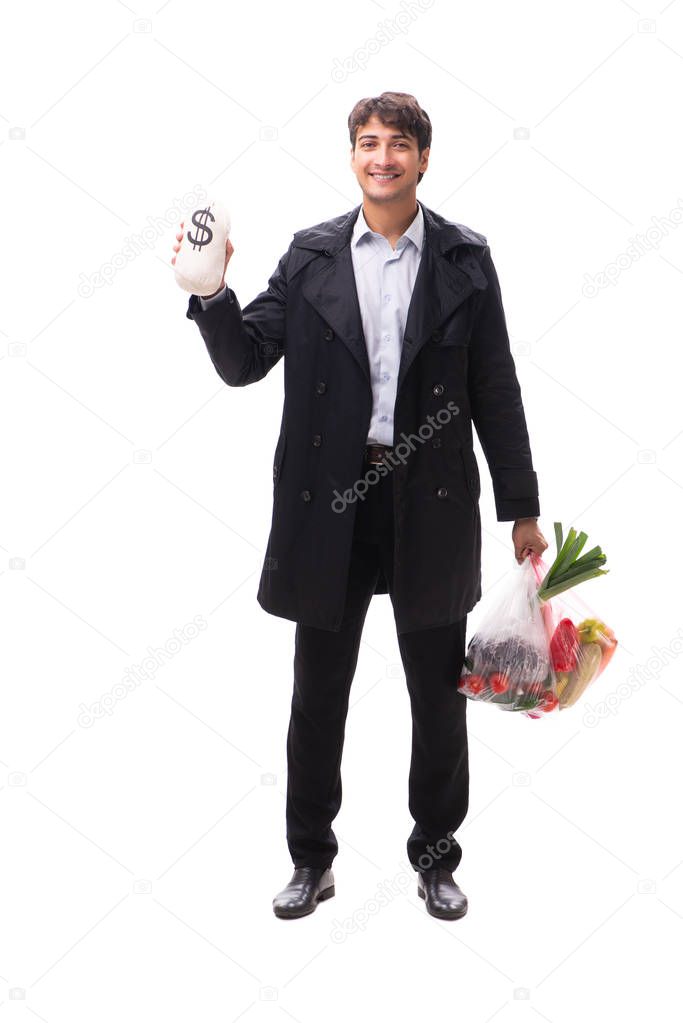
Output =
[{"x1": 186, "y1": 199, "x2": 540, "y2": 633}]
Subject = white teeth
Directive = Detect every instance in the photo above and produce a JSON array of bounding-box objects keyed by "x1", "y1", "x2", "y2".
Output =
[{"x1": 372, "y1": 174, "x2": 398, "y2": 180}]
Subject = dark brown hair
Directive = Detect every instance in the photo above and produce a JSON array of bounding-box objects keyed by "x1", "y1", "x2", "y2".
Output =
[{"x1": 348, "y1": 92, "x2": 432, "y2": 184}]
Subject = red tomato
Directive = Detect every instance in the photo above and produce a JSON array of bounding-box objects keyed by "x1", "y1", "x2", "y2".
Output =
[
  {"x1": 489, "y1": 672, "x2": 509, "y2": 693},
  {"x1": 540, "y1": 691, "x2": 559, "y2": 712},
  {"x1": 466, "y1": 674, "x2": 486, "y2": 695}
]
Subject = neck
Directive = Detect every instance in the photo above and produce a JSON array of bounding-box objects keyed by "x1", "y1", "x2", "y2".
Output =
[{"x1": 361, "y1": 195, "x2": 419, "y2": 240}]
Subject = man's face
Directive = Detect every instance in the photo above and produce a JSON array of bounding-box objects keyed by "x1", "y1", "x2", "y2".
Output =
[{"x1": 350, "y1": 114, "x2": 429, "y2": 202}]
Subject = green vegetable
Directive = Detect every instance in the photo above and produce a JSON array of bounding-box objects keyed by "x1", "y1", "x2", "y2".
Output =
[
  {"x1": 514, "y1": 696, "x2": 542, "y2": 711},
  {"x1": 537, "y1": 522, "x2": 609, "y2": 602}
]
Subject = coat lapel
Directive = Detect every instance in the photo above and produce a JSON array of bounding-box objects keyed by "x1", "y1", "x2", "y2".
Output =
[
  {"x1": 297, "y1": 201, "x2": 488, "y2": 395},
  {"x1": 301, "y1": 240, "x2": 371, "y2": 386},
  {"x1": 396, "y1": 240, "x2": 480, "y2": 395}
]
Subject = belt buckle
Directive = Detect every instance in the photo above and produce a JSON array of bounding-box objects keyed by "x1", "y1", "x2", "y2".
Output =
[{"x1": 366, "y1": 444, "x2": 390, "y2": 466}]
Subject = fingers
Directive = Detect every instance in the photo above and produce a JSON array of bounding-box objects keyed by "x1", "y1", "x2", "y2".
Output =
[{"x1": 172, "y1": 221, "x2": 184, "y2": 264}]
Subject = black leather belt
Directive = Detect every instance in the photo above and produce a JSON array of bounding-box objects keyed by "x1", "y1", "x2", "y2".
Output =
[{"x1": 365, "y1": 443, "x2": 393, "y2": 465}]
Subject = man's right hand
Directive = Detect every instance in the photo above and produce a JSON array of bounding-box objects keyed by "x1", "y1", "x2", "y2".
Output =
[{"x1": 172, "y1": 218, "x2": 235, "y2": 298}]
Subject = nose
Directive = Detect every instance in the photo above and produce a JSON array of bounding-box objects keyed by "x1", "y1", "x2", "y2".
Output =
[
  {"x1": 373, "y1": 154, "x2": 397, "y2": 169},
  {"x1": 370, "y1": 144, "x2": 396, "y2": 163}
]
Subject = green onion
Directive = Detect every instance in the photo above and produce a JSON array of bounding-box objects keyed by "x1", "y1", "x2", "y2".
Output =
[
  {"x1": 536, "y1": 522, "x2": 609, "y2": 603},
  {"x1": 537, "y1": 567, "x2": 609, "y2": 601},
  {"x1": 546, "y1": 527, "x2": 577, "y2": 583},
  {"x1": 554, "y1": 522, "x2": 563, "y2": 553},
  {"x1": 547, "y1": 553, "x2": 607, "y2": 587}
]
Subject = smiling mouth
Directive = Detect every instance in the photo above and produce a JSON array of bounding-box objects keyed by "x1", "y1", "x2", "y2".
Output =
[{"x1": 370, "y1": 173, "x2": 400, "y2": 181}]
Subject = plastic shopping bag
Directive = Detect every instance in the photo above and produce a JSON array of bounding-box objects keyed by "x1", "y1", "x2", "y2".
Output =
[
  {"x1": 458, "y1": 524, "x2": 617, "y2": 718},
  {"x1": 458, "y1": 556, "x2": 556, "y2": 716}
]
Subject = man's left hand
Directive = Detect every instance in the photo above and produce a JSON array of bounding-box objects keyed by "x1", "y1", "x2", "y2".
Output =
[{"x1": 512, "y1": 518, "x2": 548, "y2": 564}]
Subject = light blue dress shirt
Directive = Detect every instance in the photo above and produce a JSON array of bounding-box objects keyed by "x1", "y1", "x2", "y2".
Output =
[
  {"x1": 198, "y1": 201, "x2": 425, "y2": 446},
  {"x1": 349, "y1": 201, "x2": 424, "y2": 444}
]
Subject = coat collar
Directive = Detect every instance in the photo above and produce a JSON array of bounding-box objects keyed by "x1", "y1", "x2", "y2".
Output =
[
  {"x1": 295, "y1": 200, "x2": 488, "y2": 396},
  {"x1": 293, "y1": 199, "x2": 486, "y2": 256}
]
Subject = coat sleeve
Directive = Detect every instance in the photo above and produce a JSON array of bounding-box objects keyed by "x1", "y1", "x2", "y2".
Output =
[
  {"x1": 185, "y1": 243, "x2": 291, "y2": 387},
  {"x1": 467, "y1": 245, "x2": 541, "y2": 522}
]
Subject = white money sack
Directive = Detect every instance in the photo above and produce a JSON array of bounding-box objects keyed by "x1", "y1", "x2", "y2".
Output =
[{"x1": 174, "y1": 199, "x2": 231, "y2": 296}]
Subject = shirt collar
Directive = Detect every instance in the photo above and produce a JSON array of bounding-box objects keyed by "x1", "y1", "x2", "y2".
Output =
[{"x1": 351, "y1": 200, "x2": 425, "y2": 254}]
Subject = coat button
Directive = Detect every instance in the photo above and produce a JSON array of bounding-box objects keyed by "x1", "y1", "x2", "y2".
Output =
[
  {"x1": 312, "y1": 434, "x2": 322, "y2": 447},
  {"x1": 323, "y1": 327, "x2": 334, "y2": 341},
  {"x1": 301, "y1": 490, "x2": 312, "y2": 502},
  {"x1": 431, "y1": 328, "x2": 443, "y2": 343},
  {"x1": 273, "y1": 465, "x2": 279, "y2": 481},
  {"x1": 315, "y1": 381, "x2": 327, "y2": 395},
  {"x1": 436, "y1": 487, "x2": 448, "y2": 499},
  {"x1": 432, "y1": 383, "x2": 444, "y2": 396},
  {"x1": 432, "y1": 437, "x2": 442, "y2": 448}
]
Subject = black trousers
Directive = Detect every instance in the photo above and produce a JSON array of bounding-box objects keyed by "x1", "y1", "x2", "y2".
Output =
[{"x1": 285, "y1": 462, "x2": 469, "y2": 873}]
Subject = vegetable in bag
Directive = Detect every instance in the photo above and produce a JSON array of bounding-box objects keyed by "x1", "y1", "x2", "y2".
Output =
[{"x1": 459, "y1": 522, "x2": 617, "y2": 717}]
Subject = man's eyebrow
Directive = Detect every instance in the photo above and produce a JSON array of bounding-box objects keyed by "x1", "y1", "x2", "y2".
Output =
[{"x1": 357, "y1": 133, "x2": 412, "y2": 141}]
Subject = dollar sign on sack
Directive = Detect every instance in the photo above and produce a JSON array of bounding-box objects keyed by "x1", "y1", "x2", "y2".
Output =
[{"x1": 188, "y1": 207, "x2": 215, "y2": 251}]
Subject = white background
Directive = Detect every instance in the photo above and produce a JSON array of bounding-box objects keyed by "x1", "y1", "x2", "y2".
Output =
[{"x1": 2, "y1": 0, "x2": 682, "y2": 1019}]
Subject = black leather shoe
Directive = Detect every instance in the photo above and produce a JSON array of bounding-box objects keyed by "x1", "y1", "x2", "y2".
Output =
[
  {"x1": 417, "y1": 867, "x2": 468, "y2": 920},
  {"x1": 272, "y1": 866, "x2": 335, "y2": 919}
]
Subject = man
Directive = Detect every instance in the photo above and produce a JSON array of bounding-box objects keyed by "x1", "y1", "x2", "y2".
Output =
[{"x1": 174, "y1": 91, "x2": 548, "y2": 921}]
